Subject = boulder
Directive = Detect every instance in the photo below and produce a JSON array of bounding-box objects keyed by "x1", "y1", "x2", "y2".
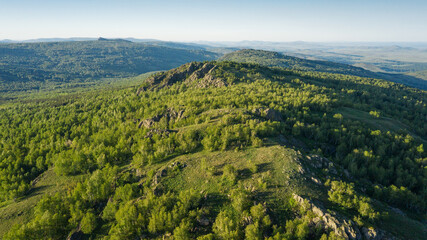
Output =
[
  {"x1": 197, "y1": 216, "x2": 210, "y2": 226},
  {"x1": 311, "y1": 176, "x2": 322, "y2": 185}
]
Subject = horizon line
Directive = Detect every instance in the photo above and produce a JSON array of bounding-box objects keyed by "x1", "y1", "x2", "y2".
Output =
[{"x1": 1, "y1": 37, "x2": 427, "y2": 44}]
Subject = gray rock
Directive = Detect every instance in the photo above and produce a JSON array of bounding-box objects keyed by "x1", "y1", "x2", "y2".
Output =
[
  {"x1": 292, "y1": 194, "x2": 362, "y2": 240},
  {"x1": 138, "y1": 108, "x2": 185, "y2": 129},
  {"x1": 197, "y1": 216, "x2": 210, "y2": 226},
  {"x1": 137, "y1": 62, "x2": 201, "y2": 94},
  {"x1": 264, "y1": 108, "x2": 283, "y2": 122},
  {"x1": 306, "y1": 154, "x2": 338, "y2": 174},
  {"x1": 361, "y1": 227, "x2": 397, "y2": 240},
  {"x1": 311, "y1": 176, "x2": 322, "y2": 185}
]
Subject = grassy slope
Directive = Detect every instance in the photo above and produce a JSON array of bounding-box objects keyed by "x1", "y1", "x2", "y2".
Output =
[
  {"x1": 337, "y1": 107, "x2": 426, "y2": 143},
  {"x1": 159, "y1": 143, "x2": 426, "y2": 239},
  {"x1": 0, "y1": 169, "x2": 84, "y2": 237}
]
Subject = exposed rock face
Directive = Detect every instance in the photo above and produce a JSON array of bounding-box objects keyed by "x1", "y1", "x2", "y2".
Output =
[
  {"x1": 136, "y1": 62, "x2": 226, "y2": 94},
  {"x1": 306, "y1": 154, "x2": 338, "y2": 174},
  {"x1": 185, "y1": 63, "x2": 227, "y2": 88},
  {"x1": 252, "y1": 108, "x2": 283, "y2": 122},
  {"x1": 264, "y1": 108, "x2": 283, "y2": 122},
  {"x1": 138, "y1": 108, "x2": 184, "y2": 129},
  {"x1": 361, "y1": 227, "x2": 397, "y2": 240},
  {"x1": 137, "y1": 62, "x2": 199, "y2": 94},
  {"x1": 292, "y1": 194, "x2": 362, "y2": 240},
  {"x1": 138, "y1": 118, "x2": 156, "y2": 129}
]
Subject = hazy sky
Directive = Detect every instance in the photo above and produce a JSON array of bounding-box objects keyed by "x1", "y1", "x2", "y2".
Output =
[{"x1": 1, "y1": 0, "x2": 426, "y2": 42}]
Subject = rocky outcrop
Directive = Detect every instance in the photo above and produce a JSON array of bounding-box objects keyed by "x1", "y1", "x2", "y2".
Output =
[
  {"x1": 138, "y1": 108, "x2": 184, "y2": 129},
  {"x1": 138, "y1": 118, "x2": 159, "y2": 129},
  {"x1": 197, "y1": 215, "x2": 210, "y2": 226},
  {"x1": 137, "y1": 62, "x2": 226, "y2": 94},
  {"x1": 264, "y1": 108, "x2": 283, "y2": 122},
  {"x1": 305, "y1": 154, "x2": 338, "y2": 174},
  {"x1": 361, "y1": 227, "x2": 397, "y2": 240},
  {"x1": 293, "y1": 194, "x2": 362, "y2": 240},
  {"x1": 252, "y1": 108, "x2": 283, "y2": 122},
  {"x1": 137, "y1": 62, "x2": 200, "y2": 94},
  {"x1": 184, "y1": 63, "x2": 227, "y2": 88}
]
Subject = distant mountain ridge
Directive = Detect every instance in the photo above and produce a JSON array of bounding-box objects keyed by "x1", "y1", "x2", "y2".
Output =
[
  {"x1": 220, "y1": 49, "x2": 427, "y2": 90},
  {"x1": 0, "y1": 40, "x2": 220, "y2": 92},
  {"x1": 0, "y1": 37, "x2": 161, "y2": 43}
]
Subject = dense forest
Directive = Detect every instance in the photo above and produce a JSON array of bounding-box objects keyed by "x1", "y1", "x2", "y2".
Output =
[
  {"x1": 0, "y1": 39, "x2": 219, "y2": 93},
  {"x1": 0, "y1": 59, "x2": 425, "y2": 239}
]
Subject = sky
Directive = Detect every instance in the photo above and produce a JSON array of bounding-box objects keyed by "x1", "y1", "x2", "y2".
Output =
[{"x1": 0, "y1": 0, "x2": 426, "y2": 42}]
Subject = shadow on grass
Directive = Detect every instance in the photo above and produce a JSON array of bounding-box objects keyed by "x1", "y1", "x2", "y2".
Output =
[
  {"x1": 21, "y1": 185, "x2": 51, "y2": 200},
  {"x1": 201, "y1": 192, "x2": 228, "y2": 214},
  {"x1": 257, "y1": 162, "x2": 272, "y2": 173},
  {"x1": 237, "y1": 168, "x2": 253, "y2": 180}
]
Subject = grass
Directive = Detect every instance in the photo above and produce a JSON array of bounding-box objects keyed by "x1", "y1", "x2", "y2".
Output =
[
  {"x1": 338, "y1": 107, "x2": 426, "y2": 142},
  {"x1": 158, "y1": 144, "x2": 328, "y2": 225},
  {"x1": 0, "y1": 168, "x2": 85, "y2": 237},
  {"x1": 161, "y1": 145, "x2": 299, "y2": 192},
  {"x1": 377, "y1": 204, "x2": 427, "y2": 240}
]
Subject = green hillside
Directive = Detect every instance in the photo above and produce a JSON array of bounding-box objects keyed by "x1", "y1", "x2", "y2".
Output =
[
  {"x1": 220, "y1": 49, "x2": 427, "y2": 90},
  {"x1": 0, "y1": 61, "x2": 426, "y2": 239},
  {"x1": 0, "y1": 39, "x2": 219, "y2": 93}
]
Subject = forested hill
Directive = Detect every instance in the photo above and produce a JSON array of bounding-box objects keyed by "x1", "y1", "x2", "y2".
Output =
[
  {"x1": 1, "y1": 61, "x2": 425, "y2": 239},
  {"x1": 0, "y1": 39, "x2": 220, "y2": 92},
  {"x1": 221, "y1": 49, "x2": 427, "y2": 90}
]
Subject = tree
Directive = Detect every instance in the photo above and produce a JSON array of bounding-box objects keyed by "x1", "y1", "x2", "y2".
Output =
[
  {"x1": 213, "y1": 210, "x2": 240, "y2": 240},
  {"x1": 81, "y1": 211, "x2": 97, "y2": 234}
]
